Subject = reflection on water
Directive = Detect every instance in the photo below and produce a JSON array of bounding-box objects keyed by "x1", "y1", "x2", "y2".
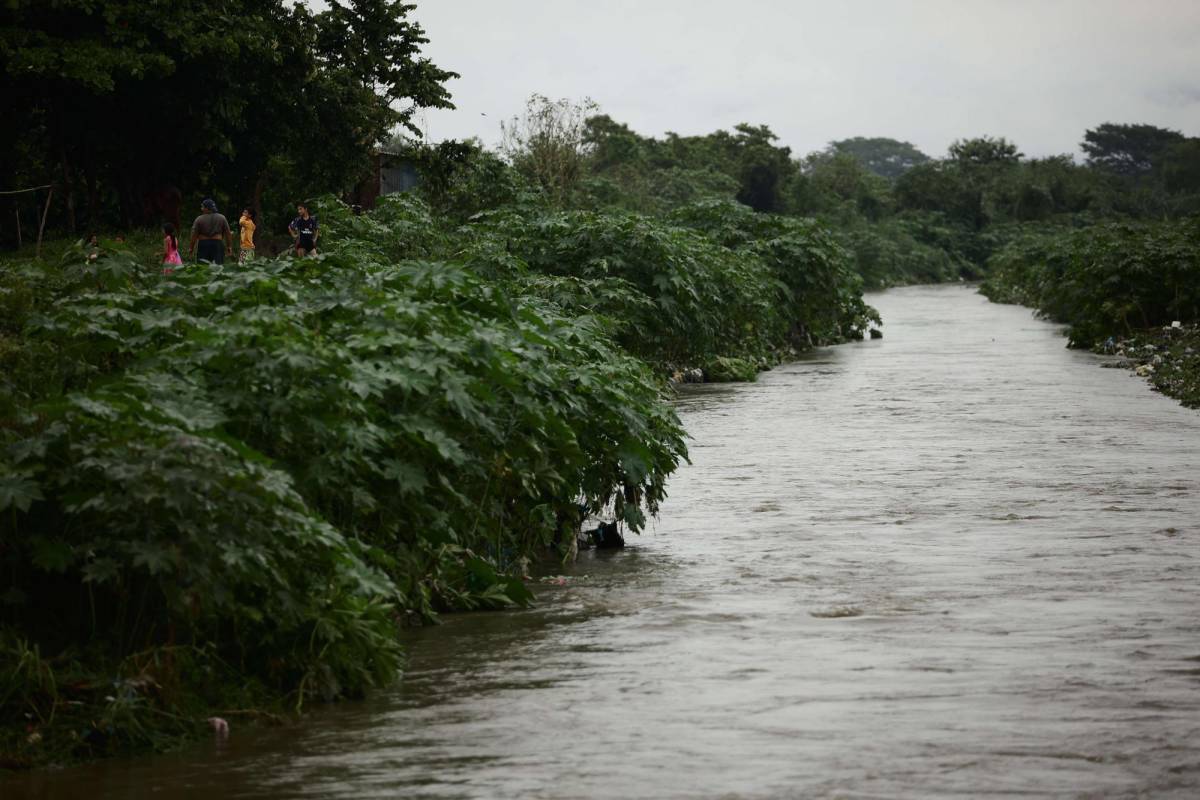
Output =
[{"x1": 9, "y1": 285, "x2": 1200, "y2": 799}]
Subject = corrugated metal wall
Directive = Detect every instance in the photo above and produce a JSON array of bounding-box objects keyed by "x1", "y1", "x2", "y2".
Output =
[{"x1": 381, "y1": 163, "x2": 420, "y2": 195}]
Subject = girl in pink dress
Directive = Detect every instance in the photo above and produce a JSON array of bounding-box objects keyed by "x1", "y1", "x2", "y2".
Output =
[{"x1": 162, "y1": 223, "x2": 183, "y2": 274}]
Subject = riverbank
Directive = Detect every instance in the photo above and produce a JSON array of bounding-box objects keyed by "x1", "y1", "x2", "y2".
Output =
[
  {"x1": 1100, "y1": 324, "x2": 1200, "y2": 408},
  {"x1": 978, "y1": 217, "x2": 1200, "y2": 411},
  {"x1": 981, "y1": 281, "x2": 1200, "y2": 409}
]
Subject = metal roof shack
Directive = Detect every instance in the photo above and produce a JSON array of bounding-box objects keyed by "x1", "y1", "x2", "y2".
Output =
[{"x1": 354, "y1": 150, "x2": 421, "y2": 209}]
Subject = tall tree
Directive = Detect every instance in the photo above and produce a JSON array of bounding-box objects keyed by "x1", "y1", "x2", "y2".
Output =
[
  {"x1": 830, "y1": 137, "x2": 930, "y2": 180},
  {"x1": 948, "y1": 136, "x2": 1022, "y2": 168},
  {"x1": 1082, "y1": 123, "x2": 1185, "y2": 177},
  {"x1": 0, "y1": 0, "x2": 456, "y2": 232},
  {"x1": 894, "y1": 162, "x2": 986, "y2": 229},
  {"x1": 802, "y1": 151, "x2": 892, "y2": 220},
  {"x1": 501, "y1": 94, "x2": 598, "y2": 207},
  {"x1": 1158, "y1": 139, "x2": 1200, "y2": 194},
  {"x1": 728, "y1": 124, "x2": 794, "y2": 213}
]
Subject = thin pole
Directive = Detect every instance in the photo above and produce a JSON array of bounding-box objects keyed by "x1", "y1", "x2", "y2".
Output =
[
  {"x1": 36, "y1": 186, "x2": 53, "y2": 260},
  {"x1": 15, "y1": 202, "x2": 22, "y2": 249},
  {"x1": 0, "y1": 183, "x2": 51, "y2": 196}
]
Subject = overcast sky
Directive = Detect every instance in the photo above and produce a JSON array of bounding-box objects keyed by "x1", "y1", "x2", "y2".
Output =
[{"x1": 402, "y1": 0, "x2": 1200, "y2": 160}]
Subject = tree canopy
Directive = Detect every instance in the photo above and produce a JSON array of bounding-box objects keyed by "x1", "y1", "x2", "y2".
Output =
[
  {"x1": 1082, "y1": 123, "x2": 1185, "y2": 177},
  {"x1": 947, "y1": 136, "x2": 1022, "y2": 168},
  {"x1": 830, "y1": 137, "x2": 930, "y2": 179},
  {"x1": 0, "y1": 0, "x2": 456, "y2": 231}
]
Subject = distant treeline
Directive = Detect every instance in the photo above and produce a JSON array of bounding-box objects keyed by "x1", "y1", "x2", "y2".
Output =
[
  {"x1": 487, "y1": 96, "x2": 1200, "y2": 289},
  {"x1": 478, "y1": 96, "x2": 1200, "y2": 352}
]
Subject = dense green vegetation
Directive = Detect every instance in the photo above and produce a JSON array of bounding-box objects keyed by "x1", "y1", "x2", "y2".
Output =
[
  {"x1": 980, "y1": 218, "x2": 1200, "y2": 406},
  {"x1": 1, "y1": 1, "x2": 460, "y2": 762},
  {"x1": 980, "y1": 219, "x2": 1200, "y2": 346},
  {"x1": 0, "y1": 207, "x2": 658, "y2": 762},
  {"x1": 1, "y1": 150, "x2": 878, "y2": 764}
]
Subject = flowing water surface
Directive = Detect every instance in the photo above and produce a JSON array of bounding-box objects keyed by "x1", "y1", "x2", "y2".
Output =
[{"x1": 9, "y1": 285, "x2": 1200, "y2": 799}]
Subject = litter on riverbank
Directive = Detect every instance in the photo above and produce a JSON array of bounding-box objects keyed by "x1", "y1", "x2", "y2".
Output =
[{"x1": 1099, "y1": 324, "x2": 1200, "y2": 408}]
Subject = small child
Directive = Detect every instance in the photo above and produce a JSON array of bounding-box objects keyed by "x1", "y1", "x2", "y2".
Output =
[
  {"x1": 238, "y1": 208, "x2": 256, "y2": 264},
  {"x1": 162, "y1": 223, "x2": 182, "y2": 274}
]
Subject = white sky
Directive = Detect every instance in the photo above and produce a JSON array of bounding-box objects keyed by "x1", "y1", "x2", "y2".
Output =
[{"x1": 402, "y1": 0, "x2": 1200, "y2": 159}]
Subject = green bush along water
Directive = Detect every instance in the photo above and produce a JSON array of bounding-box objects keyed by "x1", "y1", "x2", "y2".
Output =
[
  {"x1": 980, "y1": 217, "x2": 1200, "y2": 405},
  {"x1": 0, "y1": 189, "x2": 876, "y2": 765}
]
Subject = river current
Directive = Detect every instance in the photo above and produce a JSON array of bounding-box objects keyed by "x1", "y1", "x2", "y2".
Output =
[{"x1": 9, "y1": 285, "x2": 1200, "y2": 798}]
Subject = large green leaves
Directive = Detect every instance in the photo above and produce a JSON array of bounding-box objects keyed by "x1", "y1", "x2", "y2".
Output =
[
  {"x1": 981, "y1": 218, "x2": 1200, "y2": 346},
  {"x1": 0, "y1": 206, "x2": 690, "y2": 710}
]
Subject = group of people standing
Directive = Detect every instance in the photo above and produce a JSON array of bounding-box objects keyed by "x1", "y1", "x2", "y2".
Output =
[{"x1": 161, "y1": 199, "x2": 319, "y2": 271}]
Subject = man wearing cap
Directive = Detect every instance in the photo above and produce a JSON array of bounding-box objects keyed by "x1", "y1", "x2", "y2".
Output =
[{"x1": 189, "y1": 198, "x2": 234, "y2": 264}]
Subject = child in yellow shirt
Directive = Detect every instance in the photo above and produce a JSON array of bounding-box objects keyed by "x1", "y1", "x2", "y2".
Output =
[{"x1": 238, "y1": 209, "x2": 256, "y2": 264}]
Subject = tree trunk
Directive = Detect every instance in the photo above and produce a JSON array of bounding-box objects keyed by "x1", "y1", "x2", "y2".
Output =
[
  {"x1": 117, "y1": 174, "x2": 136, "y2": 229},
  {"x1": 253, "y1": 170, "x2": 268, "y2": 227},
  {"x1": 52, "y1": 100, "x2": 77, "y2": 235},
  {"x1": 36, "y1": 186, "x2": 53, "y2": 260},
  {"x1": 84, "y1": 140, "x2": 100, "y2": 229},
  {"x1": 59, "y1": 149, "x2": 76, "y2": 235}
]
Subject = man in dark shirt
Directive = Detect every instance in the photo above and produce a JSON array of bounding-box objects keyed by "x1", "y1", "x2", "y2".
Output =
[
  {"x1": 188, "y1": 198, "x2": 233, "y2": 264},
  {"x1": 289, "y1": 203, "x2": 319, "y2": 256}
]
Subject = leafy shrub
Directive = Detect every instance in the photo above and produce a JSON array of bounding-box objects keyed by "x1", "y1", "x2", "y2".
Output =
[
  {"x1": 319, "y1": 193, "x2": 449, "y2": 263},
  {"x1": 3, "y1": 367, "x2": 402, "y2": 689},
  {"x1": 462, "y1": 205, "x2": 783, "y2": 364},
  {"x1": 836, "y1": 219, "x2": 965, "y2": 288},
  {"x1": 981, "y1": 217, "x2": 1200, "y2": 346},
  {"x1": 669, "y1": 200, "x2": 880, "y2": 344},
  {"x1": 704, "y1": 356, "x2": 759, "y2": 383},
  {"x1": 414, "y1": 140, "x2": 541, "y2": 222},
  {"x1": 0, "y1": 202, "x2": 692, "y2": 758}
]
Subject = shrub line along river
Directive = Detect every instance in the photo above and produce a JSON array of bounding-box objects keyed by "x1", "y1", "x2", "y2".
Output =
[{"x1": 7, "y1": 284, "x2": 1200, "y2": 799}]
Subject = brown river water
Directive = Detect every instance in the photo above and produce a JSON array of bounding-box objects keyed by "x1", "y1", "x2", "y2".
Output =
[{"x1": 7, "y1": 284, "x2": 1200, "y2": 799}]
